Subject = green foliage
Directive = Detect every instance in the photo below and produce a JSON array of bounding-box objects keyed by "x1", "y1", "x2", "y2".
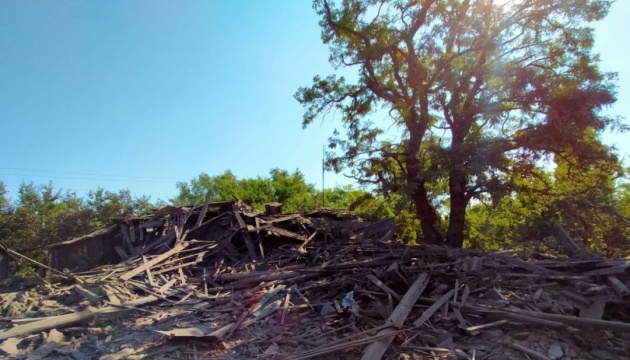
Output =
[
  {"x1": 86, "y1": 188, "x2": 153, "y2": 228},
  {"x1": 296, "y1": 0, "x2": 624, "y2": 247},
  {"x1": 172, "y1": 169, "x2": 318, "y2": 212},
  {"x1": 172, "y1": 169, "x2": 403, "y2": 222},
  {"x1": 0, "y1": 182, "x2": 159, "y2": 273},
  {"x1": 465, "y1": 150, "x2": 630, "y2": 256},
  {"x1": 465, "y1": 196, "x2": 529, "y2": 251},
  {"x1": 395, "y1": 210, "x2": 420, "y2": 245}
]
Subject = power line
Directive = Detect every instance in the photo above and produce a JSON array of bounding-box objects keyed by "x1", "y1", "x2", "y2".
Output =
[
  {"x1": 0, "y1": 167, "x2": 181, "y2": 181},
  {"x1": 0, "y1": 173, "x2": 176, "y2": 183},
  {"x1": 1, "y1": 184, "x2": 175, "y2": 198}
]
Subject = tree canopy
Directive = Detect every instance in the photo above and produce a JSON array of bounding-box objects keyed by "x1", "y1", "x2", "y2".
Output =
[
  {"x1": 0, "y1": 182, "x2": 158, "y2": 273},
  {"x1": 296, "y1": 0, "x2": 625, "y2": 247}
]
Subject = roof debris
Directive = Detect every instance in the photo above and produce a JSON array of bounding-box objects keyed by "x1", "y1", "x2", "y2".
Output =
[{"x1": 1, "y1": 201, "x2": 629, "y2": 359}]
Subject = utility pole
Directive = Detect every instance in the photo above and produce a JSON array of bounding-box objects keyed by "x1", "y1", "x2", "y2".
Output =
[{"x1": 322, "y1": 145, "x2": 325, "y2": 208}]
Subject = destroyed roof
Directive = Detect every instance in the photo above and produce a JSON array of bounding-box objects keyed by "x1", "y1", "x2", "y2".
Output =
[
  {"x1": 1, "y1": 201, "x2": 629, "y2": 360},
  {"x1": 45, "y1": 225, "x2": 118, "y2": 249}
]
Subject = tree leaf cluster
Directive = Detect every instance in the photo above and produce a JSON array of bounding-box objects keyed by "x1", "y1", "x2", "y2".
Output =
[{"x1": 296, "y1": 0, "x2": 625, "y2": 248}]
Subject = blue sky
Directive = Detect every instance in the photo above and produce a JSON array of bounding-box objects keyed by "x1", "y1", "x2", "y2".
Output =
[{"x1": 0, "y1": 1, "x2": 628, "y2": 202}]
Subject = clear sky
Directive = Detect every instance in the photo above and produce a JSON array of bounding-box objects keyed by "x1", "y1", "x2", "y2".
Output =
[{"x1": 1, "y1": 1, "x2": 628, "y2": 203}]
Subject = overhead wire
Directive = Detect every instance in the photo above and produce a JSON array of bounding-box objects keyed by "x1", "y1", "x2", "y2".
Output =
[
  {"x1": 0, "y1": 167, "x2": 181, "y2": 180},
  {"x1": 0, "y1": 173, "x2": 176, "y2": 183}
]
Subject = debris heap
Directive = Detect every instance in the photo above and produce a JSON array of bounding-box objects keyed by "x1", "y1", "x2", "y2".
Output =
[{"x1": 0, "y1": 201, "x2": 629, "y2": 359}]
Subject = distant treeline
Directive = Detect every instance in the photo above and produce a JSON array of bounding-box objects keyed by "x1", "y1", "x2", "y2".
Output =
[{"x1": 1, "y1": 165, "x2": 629, "y2": 275}]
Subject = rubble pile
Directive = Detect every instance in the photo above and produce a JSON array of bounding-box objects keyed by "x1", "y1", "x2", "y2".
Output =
[{"x1": 0, "y1": 200, "x2": 629, "y2": 359}]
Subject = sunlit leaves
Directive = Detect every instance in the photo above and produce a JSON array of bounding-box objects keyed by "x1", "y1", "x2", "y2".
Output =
[{"x1": 297, "y1": 0, "x2": 621, "y2": 247}]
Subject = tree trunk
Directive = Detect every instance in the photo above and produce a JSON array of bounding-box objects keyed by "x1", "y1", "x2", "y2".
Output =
[
  {"x1": 405, "y1": 112, "x2": 443, "y2": 244},
  {"x1": 411, "y1": 185, "x2": 444, "y2": 244},
  {"x1": 446, "y1": 168, "x2": 468, "y2": 248}
]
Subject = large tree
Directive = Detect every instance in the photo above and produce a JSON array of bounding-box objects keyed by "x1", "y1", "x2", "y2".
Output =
[{"x1": 296, "y1": 0, "x2": 623, "y2": 247}]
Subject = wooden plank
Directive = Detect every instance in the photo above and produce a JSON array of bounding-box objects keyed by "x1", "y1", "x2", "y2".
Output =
[
  {"x1": 496, "y1": 253, "x2": 552, "y2": 274},
  {"x1": 580, "y1": 264, "x2": 629, "y2": 276},
  {"x1": 142, "y1": 256, "x2": 155, "y2": 286},
  {"x1": 138, "y1": 230, "x2": 175, "y2": 255},
  {"x1": 508, "y1": 342, "x2": 551, "y2": 360},
  {"x1": 481, "y1": 305, "x2": 630, "y2": 332},
  {"x1": 265, "y1": 226, "x2": 307, "y2": 241},
  {"x1": 297, "y1": 231, "x2": 318, "y2": 254},
  {"x1": 580, "y1": 296, "x2": 606, "y2": 319},
  {"x1": 413, "y1": 289, "x2": 455, "y2": 327},
  {"x1": 129, "y1": 226, "x2": 136, "y2": 244},
  {"x1": 102, "y1": 285, "x2": 121, "y2": 305},
  {"x1": 233, "y1": 207, "x2": 258, "y2": 261},
  {"x1": 139, "y1": 218, "x2": 163, "y2": 228},
  {"x1": 233, "y1": 206, "x2": 248, "y2": 230},
  {"x1": 367, "y1": 274, "x2": 402, "y2": 302},
  {"x1": 608, "y1": 275, "x2": 630, "y2": 296},
  {"x1": 551, "y1": 219, "x2": 584, "y2": 258},
  {"x1": 195, "y1": 190, "x2": 212, "y2": 228},
  {"x1": 158, "y1": 278, "x2": 177, "y2": 294},
  {"x1": 361, "y1": 273, "x2": 430, "y2": 360},
  {"x1": 114, "y1": 246, "x2": 129, "y2": 261},
  {"x1": 120, "y1": 225, "x2": 137, "y2": 256},
  {"x1": 383, "y1": 261, "x2": 409, "y2": 289},
  {"x1": 73, "y1": 285, "x2": 100, "y2": 304},
  {"x1": 0, "y1": 296, "x2": 157, "y2": 340},
  {"x1": 0, "y1": 245, "x2": 77, "y2": 282},
  {"x1": 465, "y1": 319, "x2": 508, "y2": 332},
  {"x1": 120, "y1": 243, "x2": 188, "y2": 281}
]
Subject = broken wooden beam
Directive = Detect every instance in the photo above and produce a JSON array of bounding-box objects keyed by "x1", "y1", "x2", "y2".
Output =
[
  {"x1": 195, "y1": 190, "x2": 212, "y2": 228},
  {"x1": 0, "y1": 296, "x2": 157, "y2": 340},
  {"x1": 362, "y1": 272, "x2": 430, "y2": 360},
  {"x1": 120, "y1": 242, "x2": 189, "y2": 281},
  {"x1": 413, "y1": 289, "x2": 455, "y2": 327}
]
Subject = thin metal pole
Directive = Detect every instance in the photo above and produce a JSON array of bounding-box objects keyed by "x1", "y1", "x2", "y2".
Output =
[{"x1": 322, "y1": 145, "x2": 325, "y2": 207}]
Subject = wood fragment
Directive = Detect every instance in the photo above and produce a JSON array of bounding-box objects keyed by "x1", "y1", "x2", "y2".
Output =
[
  {"x1": 413, "y1": 289, "x2": 455, "y2": 327},
  {"x1": 297, "y1": 231, "x2": 318, "y2": 254},
  {"x1": 265, "y1": 225, "x2": 307, "y2": 241},
  {"x1": 367, "y1": 274, "x2": 402, "y2": 302},
  {"x1": 477, "y1": 304, "x2": 630, "y2": 332},
  {"x1": 0, "y1": 296, "x2": 157, "y2": 340},
  {"x1": 508, "y1": 342, "x2": 552, "y2": 360},
  {"x1": 465, "y1": 319, "x2": 508, "y2": 332},
  {"x1": 120, "y1": 243, "x2": 188, "y2": 281},
  {"x1": 551, "y1": 220, "x2": 584, "y2": 258},
  {"x1": 142, "y1": 256, "x2": 155, "y2": 286},
  {"x1": 361, "y1": 273, "x2": 430, "y2": 360},
  {"x1": 496, "y1": 253, "x2": 552, "y2": 274},
  {"x1": 233, "y1": 206, "x2": 258, "y2": 261},
  {"x1": 102, "y1": 285, "x2": 121, "y2": 305},
  {"x1": 114, "y1": 246, "x2": 129, "y2": 261},
  {"x1": 460, "y1": 284, "x2": 470, "y2": 306},
  {"x1": 73, "y1": 285, "x2": 100, "y2": 304},
  {"x1": 158, "y1": 278, "x2": 177, "y2": 294},
  {"x1": 580, "y1": 264, "x2": 629, "y2": 276},
  {"x1": 138, "y1": 230, "x2": 175, "y2": 255},
  {"x1": 292, "y1": 286, "x2": 314, "y2": 311},
  {"x1": 120, "y1": 225, "x2": 137, "y2": 257},
  {"x1": 281, "y1": 293, "x2": 290, "y2": 325},
  {"x1": 195, "y1": 190, "x2": 212, "y2": 228},
  {"x1": 0, "y1": 245, "x2": 77, "y2": 281},
  {"x1": 607, "y1": 275, "x2": 630, "y2": 296},
  {"x1": 383, "y1": 261, "x2": 409, "y2": 289},
  {"x1": 580, "y1": 296, "x2": 606, "y2": 319}
]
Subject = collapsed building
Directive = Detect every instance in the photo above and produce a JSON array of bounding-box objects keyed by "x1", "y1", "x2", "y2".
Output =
[{"x1": 0, "y1": 199, "x2": 628, "y2": 359}]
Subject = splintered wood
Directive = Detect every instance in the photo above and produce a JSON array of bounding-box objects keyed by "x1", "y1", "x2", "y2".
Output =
[{"x1": 1, "y1": 202, "x2": 629, "y2": 359}]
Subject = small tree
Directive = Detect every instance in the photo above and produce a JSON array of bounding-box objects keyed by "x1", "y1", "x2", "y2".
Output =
[{"x1": 296, "y1": 0, "x2": 623, "y2": 247}]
